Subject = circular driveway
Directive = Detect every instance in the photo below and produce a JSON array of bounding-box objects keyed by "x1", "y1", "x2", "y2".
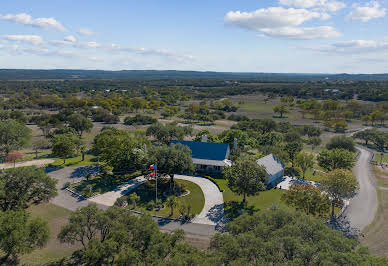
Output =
[{"x1": 174, "y1": 175, "x2": 224, "y2": 225}]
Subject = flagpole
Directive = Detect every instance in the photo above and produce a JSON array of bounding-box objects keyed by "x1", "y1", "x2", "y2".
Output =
[{"x1": 155, "y1": 162, "x2": 158, "y2": 205}]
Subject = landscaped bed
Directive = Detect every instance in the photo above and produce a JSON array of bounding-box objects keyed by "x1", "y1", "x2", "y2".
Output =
[
  {"x1": 69, "y1": 171, "x2": 141, "y2": 197},
  {"x1": 124, "y1": 179, "x2": 205, "y2": 219}
]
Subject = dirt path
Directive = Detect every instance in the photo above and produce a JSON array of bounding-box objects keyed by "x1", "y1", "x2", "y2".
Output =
[
  {"x1": 0, "y1": 159, "x2": 54, "y2": 169},
  {"x1": 340, "y1": 147, "x2": 378, "y2": 231}
]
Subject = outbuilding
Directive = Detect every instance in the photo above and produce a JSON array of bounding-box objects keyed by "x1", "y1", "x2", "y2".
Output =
[{"x1": 256, "y1": 154, "x2": 285, "y2": 187}]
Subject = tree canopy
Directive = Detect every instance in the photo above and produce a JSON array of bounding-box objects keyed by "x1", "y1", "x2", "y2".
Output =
[
  {"x1": 0, "y1": 210, "x2": 49, "y2": 261},
  {"x1": 93, "y1": 128, "x2": 149, "y2": 172},
  {"x1": 223, "y1": 156, "x2": 266, "y2": 203},
  {"x1": 0, "y1": 166, "x2": 57, "y2": 211},
  {"x1": 210, "y1": 207, "x2": 385, "y2": 265},
  {"x1": 147, "y1": 143, "x2": 195, "y2": 184},
  {"x1": 317, "y1": 149, "x2": 355, "y2": 171},
  {"x1": 146, "y1": 123, "x2": 192, "y2": 145},
  {"x1": 326, "y1": 135, "x2": 356, "y2": 152},
  {"x1": 322, "y1": 169, "x2": 359, "y2": 216},
  {"x1": 0, "y1": 120, "x2": 31, "y2": 161},
  {"x1": 51, "y1": 132, "x2": 79, "y2": 164}
]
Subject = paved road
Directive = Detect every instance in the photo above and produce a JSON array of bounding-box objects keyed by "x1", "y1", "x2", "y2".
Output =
[
  {"x1": 175, "y1": 175, "x2": 224, "y2": 225},
  {"x1": 340, "y1": 147, "x2": 378, "y2": 231},
  {"x1": 0, "y1": 159, "x2": 54, "y2": 169}
]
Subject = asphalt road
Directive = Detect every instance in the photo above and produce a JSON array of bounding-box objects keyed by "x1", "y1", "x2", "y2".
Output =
[{"x1": 340, "y1": 147, "x2": 378, "y2": 231}]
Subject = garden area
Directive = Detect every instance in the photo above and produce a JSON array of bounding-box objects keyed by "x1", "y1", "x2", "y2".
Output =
[{"x1": 120, "y1": 178, "x2": 205, "y2": 219}]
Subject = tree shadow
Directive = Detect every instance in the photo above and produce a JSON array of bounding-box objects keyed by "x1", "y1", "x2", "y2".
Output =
[
  {"x1": 224, "y1": 201, "x2": 258, "y2": 221},
  {"x1": 70, "y1": 165, "x2": 100, "y2": 178}
]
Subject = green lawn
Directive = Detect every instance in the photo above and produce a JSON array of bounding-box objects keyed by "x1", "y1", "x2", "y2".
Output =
[
  {"x1": 373, "y1": 152, "x2": 388, "y2": 164},
  {"x1": 50, "y1": 154, "x2": 97, "y2": 167},
  {"x1": 303, "y1": 168, "x2": 326, "y2": 183},
  {"x1": 22, "y1": 150, "x2": 53, "y2": 161},
  {"x1": 128, "y1": 179, "x2": 205, "y2": 219},
  {"x1": 19, "y1": 203, "x2": 77, "y2": 265},
  {"x1": 210, "y1": 178, "x2": 285, "y2": 210},
  {"x1": 70, "y1": 171, "x2": 141, "y2": 197}
]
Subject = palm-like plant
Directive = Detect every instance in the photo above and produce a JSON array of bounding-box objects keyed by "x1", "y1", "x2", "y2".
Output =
[
  {"x1": 129, "y1": 193, "x2": 140, "y2": 209},
  {"x1": 165, "y1": 196, "x2": 178, "y2": 217}
]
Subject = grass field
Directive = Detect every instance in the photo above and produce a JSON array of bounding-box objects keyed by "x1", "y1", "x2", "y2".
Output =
[
  {"x1": 20, "y1": 203, "x2": 78, "y2": 265},
  {"x1": 129, "y1": 179, "x2": 205, "y2": 219},
  {"x1": 361, "y1": 166, "x2": 388, "y2": 258}
]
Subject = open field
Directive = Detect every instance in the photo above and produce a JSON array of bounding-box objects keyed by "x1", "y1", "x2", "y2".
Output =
[
  {"x1": 230, "y1": 93, "x2": 365, "y2": 131},
  {"x1": 361, "y1": 166, "x2": 388, "y2": 258},
  {"x1": 20, "y1": 203, "x2": 78, "y2": 265}
]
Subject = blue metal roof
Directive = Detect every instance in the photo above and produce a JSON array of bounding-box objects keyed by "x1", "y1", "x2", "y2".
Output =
[{"x1": 171, "y1": 140, "x2": 229, "y2": 161}]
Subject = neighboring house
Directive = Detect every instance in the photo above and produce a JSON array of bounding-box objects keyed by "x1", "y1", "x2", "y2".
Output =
[
  {"x1": 256, "y1": 154, "x2": 285, "y2": 187},
  {"x1": 171, "y1": 138, "x2": 232, "y2": 173}
]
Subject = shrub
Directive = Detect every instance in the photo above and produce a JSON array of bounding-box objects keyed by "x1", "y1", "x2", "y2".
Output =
[
  {"x1": 103, "y1": 114, "x2": 120, "y2": 124},
  {"x1": 63, "y1": 181, "x2": 71, "y2": 189},
  {"x1": 124, "y1": 114, "x2": 157, "y2": 126},
  {"x1": 284, "y1": 166, "x2": 302, "y2": 178},
  {"x1": 146, "y1": 200, "x2": 155, "y2": 211}
]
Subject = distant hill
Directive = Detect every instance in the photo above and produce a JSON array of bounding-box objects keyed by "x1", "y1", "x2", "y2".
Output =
[{"x1": 0, "y1": 69, "x2": 388, "y2": 81}]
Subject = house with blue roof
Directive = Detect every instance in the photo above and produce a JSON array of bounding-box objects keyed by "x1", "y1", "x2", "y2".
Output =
[{"x1": 171, "y1": 136, "x2": 232, "y2": 173}]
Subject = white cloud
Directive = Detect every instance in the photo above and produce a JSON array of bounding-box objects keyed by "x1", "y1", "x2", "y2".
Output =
[
  {"x1": 225, "y1": 7, "x2": 321, "y2": 29},
  {"x1": 225, "y1": 7, "x2": 340, "y2": 39},
  {"x1": 50, "y1": 38, "x2": 100, "y2": 49},
  {"x1": 77, "y1": 28, "x2": 94, "y2": 36},
  {"x1": 0, "y1": 13, "x2": 67, "y2": 32},
  {"x1": 110, "y1": 44, "x2": 195, "y2": 60},
  {"x1": 309, "y1": 39, "x2": 388, "y2": 53},
  {"x1": 79, "y1": 41, "x2": 101, "y2": 48},
  {"x1": 64, "y1": 35, "x2": 77, "y2": 43},
  {"x1": 324, "y1": 1, "x2": 346, "y2": 12},
  {"x1": 260, "y1": 26, "x2": 341, "y2": 39},
  {"x1": 346, "y1": 1, "x2": 386, "y2": 22},
  {"x1": 2, "y1": 35, "x2": 44, "y2": 45},
  {"x1": 279, "y1": 0, "x2": 346, "y2": 12}
]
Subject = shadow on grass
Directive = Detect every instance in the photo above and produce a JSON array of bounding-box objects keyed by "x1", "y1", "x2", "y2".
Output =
[
  {"x1": 72, "y1": 171, "x2": 140, "y2": 195},
  {"x1": 224, "y1": 201, "x2": 258, "y2": 220}
]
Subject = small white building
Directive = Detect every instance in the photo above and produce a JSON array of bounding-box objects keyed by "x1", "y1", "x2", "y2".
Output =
[{"x1": 256, "y1": 154, "x2": 285, "y2": 187}]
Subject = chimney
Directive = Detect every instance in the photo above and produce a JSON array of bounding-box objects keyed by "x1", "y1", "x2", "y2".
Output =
[
  {"x1": 233, "y1": 138, "x2": 238, "y2": 152},
  {"x1": 201, "y1": 135, "x2": 208, "y2": 142}
]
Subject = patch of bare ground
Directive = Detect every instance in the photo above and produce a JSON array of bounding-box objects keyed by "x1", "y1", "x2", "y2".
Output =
[{"x1": 361, "y1": 166, "x2": 388, "y2": 258}]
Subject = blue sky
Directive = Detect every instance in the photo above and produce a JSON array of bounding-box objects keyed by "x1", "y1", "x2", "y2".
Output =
[{"x1": 0, "y1": 0, "x2": 387, "y2": 73}]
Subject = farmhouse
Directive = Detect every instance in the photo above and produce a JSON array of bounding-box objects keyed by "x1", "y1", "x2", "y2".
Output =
[
  {"x1": 171, "y1": 138, "x2": 232, "y2": 173},
  {"x1": 256, "y1": 154, "x2": 285, "y2": 187}
]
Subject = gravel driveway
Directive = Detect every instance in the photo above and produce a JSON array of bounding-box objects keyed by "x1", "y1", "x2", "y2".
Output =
[{"x1": 340, "y1": 147, "x2": 378, "y2": 231}]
